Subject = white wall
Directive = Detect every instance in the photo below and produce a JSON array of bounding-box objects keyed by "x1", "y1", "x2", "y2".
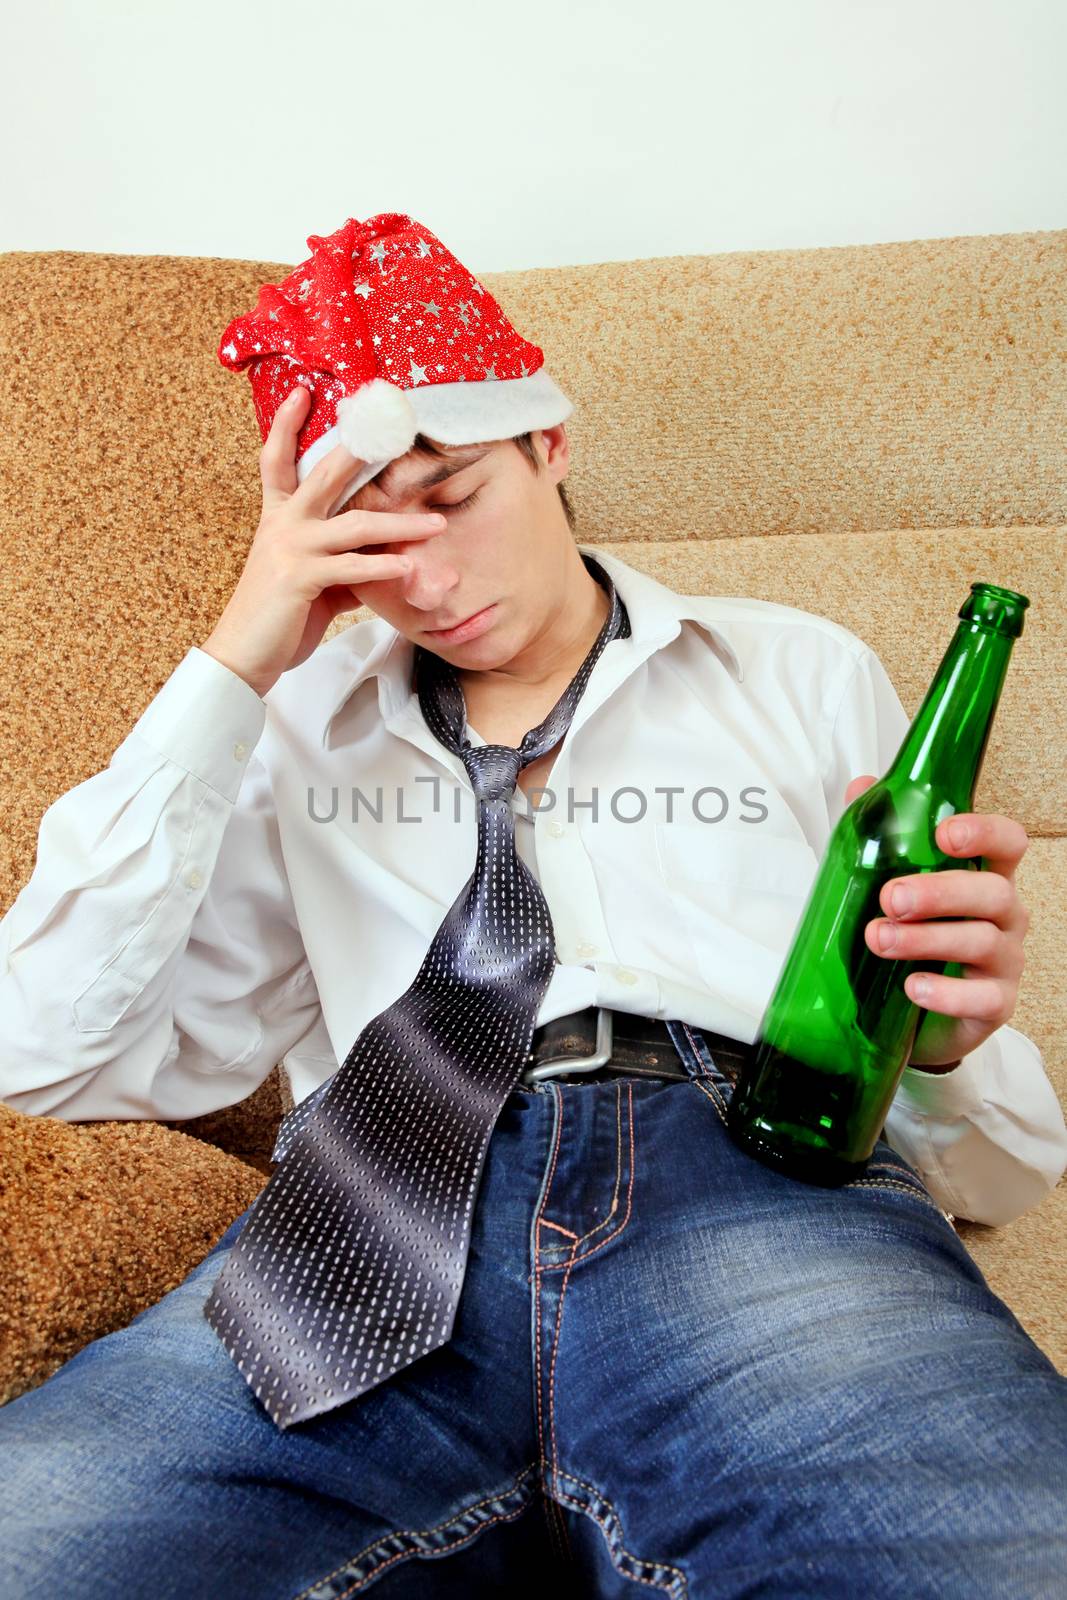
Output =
[{"x1": 3, "y1": 0, "x2": 1062, "y2": 267}]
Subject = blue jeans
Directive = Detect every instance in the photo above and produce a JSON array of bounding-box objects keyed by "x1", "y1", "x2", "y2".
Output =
[{"x1": 2, "y1": 1021, "x2": 1065, "y2": 1598}]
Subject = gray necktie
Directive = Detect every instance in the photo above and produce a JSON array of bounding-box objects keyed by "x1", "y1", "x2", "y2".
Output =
[{"x1": 203, "y1": 552, "x2": 631, "y2": 1429}]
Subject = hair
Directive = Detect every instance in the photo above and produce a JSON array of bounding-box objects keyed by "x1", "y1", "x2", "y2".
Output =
[{"x1": 353, "y1": 430, "x2": 577, "y2": 534}]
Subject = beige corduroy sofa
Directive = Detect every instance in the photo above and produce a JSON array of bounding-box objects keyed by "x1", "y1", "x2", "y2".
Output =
[{"x1": 1, "y1": 225, "x2": 1064, "y2": 1408}]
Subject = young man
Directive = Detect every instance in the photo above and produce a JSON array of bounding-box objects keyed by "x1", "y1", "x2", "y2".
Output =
[{"x1": 1, "y1": 213, "x2": 1065, "y2": 1596}]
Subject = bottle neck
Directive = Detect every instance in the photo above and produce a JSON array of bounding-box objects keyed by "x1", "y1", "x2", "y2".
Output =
[{"x1": 884, "y1": 621, "x2": 1016, "y2": 808}]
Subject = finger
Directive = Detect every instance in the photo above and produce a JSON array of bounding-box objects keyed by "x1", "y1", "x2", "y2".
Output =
[
  {"x1": 320, "y1": 510, "x2": 446, "y2": 554},
  {"x1": 310, "y1": 551, "x2": 414, "y2": 589},
  {"x1": 933, "y1": 811, "x2": 1029, "y2": 882},
  {"x1": 902, "y1": 968, "x2": 1014, "y2": 1025},
  {"x1": 290, "y1": 437, "x2": 371, "y2": 519},
  {"x1": 879, "y1": 866, "x2": 1021, "y2": 930},
  {"x1": 259, "y1": 384, "x2": 312, "y2": 506},
  {"x1": 864, "y1": 915, "x2": 1024, "y2": 977},
  {"x1": 844, "y1": 773, "x2": 878, "y2": 807}
]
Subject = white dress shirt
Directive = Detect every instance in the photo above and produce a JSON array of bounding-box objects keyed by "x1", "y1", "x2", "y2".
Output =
[{"x1": 2, "y1": 545, "x2": 1064, "y2": 1227}]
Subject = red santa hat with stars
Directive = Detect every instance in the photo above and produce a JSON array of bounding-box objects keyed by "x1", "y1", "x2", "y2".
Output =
[{"x1": 218, "y1": 211, "x2": 574, "y2": 518}]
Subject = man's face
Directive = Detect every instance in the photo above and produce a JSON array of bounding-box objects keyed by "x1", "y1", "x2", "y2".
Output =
[{"x1": 340, "y1": 424, "x2": 573, "y2": 670}]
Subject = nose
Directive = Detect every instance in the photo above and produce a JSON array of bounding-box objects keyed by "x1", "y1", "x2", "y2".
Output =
[{"x1": 392, "y1": 543, "x2": 462, "y2": 614}]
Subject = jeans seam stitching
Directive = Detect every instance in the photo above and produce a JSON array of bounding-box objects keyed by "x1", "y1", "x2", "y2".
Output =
[
  {"x1": 539, "y1": 1217, "x2": 579, "y2": 1240},
  {"x1": 845, "y1": 1176, "x2": 952, "y2": 1219},
  {"x1": 536, "y1": 1083, "x2": 566, "y2": 1220},
  {"x1": 679, "y1": 1020, "x2": 712, "y2": 1075},
  {"x1": 289, "y1": 1461, "x2": 541, "y2": 1598},
  {"x1": 547, "y1": 1466, "x2": 690, "y2": 1598},
  {"x1": 547, "y1": 1244, "x2": 578, "y2": 1514},
  {"x1": 691, "y1": 1074, "x2": 729, "y2": 1127},
  {"x1": 680, "y1": 1021, "x2": 734, "y2": 1116}
]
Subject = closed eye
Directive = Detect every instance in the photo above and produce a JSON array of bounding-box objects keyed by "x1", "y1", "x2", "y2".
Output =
[{"x1": 430, "y1": 488, "x2": 481, "y2": 515}]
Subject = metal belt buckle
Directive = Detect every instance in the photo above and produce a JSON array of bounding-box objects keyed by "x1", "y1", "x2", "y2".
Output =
[{"x1": 521, "y1": 1006, "x2": 614, "y2": 1085}]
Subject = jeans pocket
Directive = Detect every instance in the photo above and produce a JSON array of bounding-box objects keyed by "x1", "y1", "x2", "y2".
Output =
[
  {"x1": 690, "y1": 1068, "x2": 949, "y2": 1224},
  {"x1": 668, "y1": 1024, "x2": 950, "y2": 1219}
]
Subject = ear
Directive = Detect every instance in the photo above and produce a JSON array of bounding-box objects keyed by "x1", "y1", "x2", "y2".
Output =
[{"x1": 538, "y1": 422, "x2": 570, "y2": 480}]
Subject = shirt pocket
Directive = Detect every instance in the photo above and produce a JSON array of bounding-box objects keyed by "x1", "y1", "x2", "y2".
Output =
[{"x1": 653, "y1": 821, "x2": 820, "y2": 1018}]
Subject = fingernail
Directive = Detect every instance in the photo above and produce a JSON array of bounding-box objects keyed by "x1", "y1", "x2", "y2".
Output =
[
  {"x1": 891, "y1": 885, "x2": 914, "y2": 914},
  {"x1": 911, "y1": 976, "x2": 931, "y2": 1000},
  {"x1": 947, "y1": 818, "x2": 970, "y2": 847},
  {"x1": 877, "y1": 922, "x2": 898, "y2": 952}
]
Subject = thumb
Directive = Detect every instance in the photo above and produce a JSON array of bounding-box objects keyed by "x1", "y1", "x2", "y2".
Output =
[{"x1": 844, "y1": 773, "x2": 878, "y2": 807}]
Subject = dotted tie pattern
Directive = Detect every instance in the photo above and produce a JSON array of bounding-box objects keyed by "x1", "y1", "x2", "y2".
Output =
[{"x1": 202, "y1": 552, "x2": 632, "y2": 1429}]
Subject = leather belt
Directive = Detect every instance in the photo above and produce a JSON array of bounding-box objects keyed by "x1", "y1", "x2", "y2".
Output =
[{"x1": 522, "y1": 1005, "x2": 752, "y2": 1086}]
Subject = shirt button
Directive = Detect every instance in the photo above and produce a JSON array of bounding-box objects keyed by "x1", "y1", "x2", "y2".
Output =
[
  {"x1": 186, "y1": 869, "x2": 203, "y2": 889},
  {"x1": 233, "y1": 741, "x2": 248, "y2": 761},
  {"x1": 546, "y1": 820, "x2": 565, "y2": 838},
  {"x1": 576, "y1": 941, "x2": 599, "y2": 957},
  {"x1": 615, "y1": 968, "x2": 638, "y2": 985}
]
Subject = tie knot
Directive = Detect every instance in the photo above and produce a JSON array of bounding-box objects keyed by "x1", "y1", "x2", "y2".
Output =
[{"x1": 461, "y1": 743, "x2": 523, "y2": 802}]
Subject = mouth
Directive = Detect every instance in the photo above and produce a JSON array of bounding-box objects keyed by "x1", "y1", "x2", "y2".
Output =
[{"x1": 423, "y1": 603, "x2": 498, "y2": 642}]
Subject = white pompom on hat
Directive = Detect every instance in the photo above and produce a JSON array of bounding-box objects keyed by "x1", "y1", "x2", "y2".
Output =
[{"x1": 334, "y1": 377, "x2": 419, "y2": 465}]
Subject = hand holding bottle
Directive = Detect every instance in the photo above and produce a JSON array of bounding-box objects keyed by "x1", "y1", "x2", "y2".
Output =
[
  {"x1": 846, "y1": 772, "x2": 1032, "y2": 1071},
  {"x1": 726, "y1": 582, "x2": 1031, "y2": 1185}
]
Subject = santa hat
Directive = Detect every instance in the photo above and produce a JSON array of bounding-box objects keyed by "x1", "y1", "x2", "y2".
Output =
[{"x1": 218, "y1": 212, "x2": 574, "y2": 517}]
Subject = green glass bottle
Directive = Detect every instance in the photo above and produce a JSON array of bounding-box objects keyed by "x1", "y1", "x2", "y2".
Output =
[{"x1": 725, "y1": 582, "x2": 1029, "y2": 1186}]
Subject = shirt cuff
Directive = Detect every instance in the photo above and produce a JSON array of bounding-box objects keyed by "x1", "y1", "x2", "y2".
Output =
[
  {"x1": 125, "y1": 646, "x2": 268, "y2": 803},
  {"x1": 894, "y1": 1033, "x2": 995, "y2": 1120}
]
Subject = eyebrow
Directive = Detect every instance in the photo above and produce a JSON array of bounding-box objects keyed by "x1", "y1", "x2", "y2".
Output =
[{"x1": 377, "y1": 447, "x2": 492, "y2": 500}]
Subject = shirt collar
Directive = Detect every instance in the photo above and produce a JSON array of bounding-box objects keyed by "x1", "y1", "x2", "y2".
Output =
[{"x1": 318, "y1": 543, "x2": 743, "y2": 746}]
